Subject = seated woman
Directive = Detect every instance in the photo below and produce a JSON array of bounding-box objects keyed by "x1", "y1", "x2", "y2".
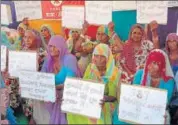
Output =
[
  {"x1": 165, "y1": 33, "x2": 178, "y2": 75},
  {"x1": 113, "y1": 49, "x2": 175, "y2": 124},
  {"x1": 67, "y1": 43, "x2": 121, "y2": 124},
  {"x1": 0, "y1": 76, "x2": 17, "y2": 125},
  {"x1": 31, "y1": 35, "x2": 81, "y2": 124}
]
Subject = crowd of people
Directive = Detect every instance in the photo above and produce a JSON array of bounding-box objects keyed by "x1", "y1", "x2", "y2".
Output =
[{"x1": 1, "y1": 17, "x2": 178, "y2": 124}]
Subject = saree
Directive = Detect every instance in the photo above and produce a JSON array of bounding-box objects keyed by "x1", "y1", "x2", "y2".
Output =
[{"x1": 67, "y1": 43, "x2": 121, "y2": 124}]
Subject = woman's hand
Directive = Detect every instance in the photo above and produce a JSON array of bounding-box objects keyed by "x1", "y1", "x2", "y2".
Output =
[
  {"x1": 82, "y1": 21, "x2": 89, "y2": 35},
  {"x1": 149, "y1": 20, "x2": 159, "y2": 32}
]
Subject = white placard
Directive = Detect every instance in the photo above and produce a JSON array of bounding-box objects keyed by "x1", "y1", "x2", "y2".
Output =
[
  {"x1": 19, "y1": 71, "x2": 56, "y2": 102},
  {"x1": 1, "y1": 4, "x2": 12, "y2": 25},
  {"x1": 62, "y1": 6, "x2": 84, "y2": 29},
  {"x1": 137, "y1": 1, "x2": 168, "y2": 24},
  {"x1": 168, "y1": 1, "x2": 178, "y2": 7},
  {"x1": 8, "y1": 51, "x2": 37, "y2": 77},
  {"x1": 119, "y1": 84, "x2": 167, "y2": 124},
  {"x1": 14, "y1": 1, "x2": 42, "y2": 21},
  {"x1": 85, "y1": 1, "x2": 112, "y2": 25},
  {"x1": 1, "y1": 45, "x2": 7, "y2": 71},
  {"x1": 112, "y1": 1, "x2": 136, "y2": 11},
  {"x1": 61, "y1": 78, "x2": 105, "y2": 119}
]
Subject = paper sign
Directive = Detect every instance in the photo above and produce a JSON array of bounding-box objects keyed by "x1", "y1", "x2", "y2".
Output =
[
  {"x1": 137, "y1": 1, "x2": 168, "y2": 24},
  {"x1": 85, "y1": 1, "x2": 112, "y2": 25},
  {"x1": 112, "y1": 1, "x2": 136, "y2": 11},
  {"x1": 119, "y1": 84, "x2": 167, "y2": 124},
  {"x1": 8, "y1": 51, "x2": 37, "y2": 77},
  {"x1": 62, "y1": 6, "x2": 84, "y2": 29},
  {"x1": 1, "y1": 45, "x2": 7, "y2": 71},
  {"x1": 168, "y1": 1, "x2": 178, "y2": 7},
  {"x1": 1, "y1": 4, "x2": 12, "y2": 25},
  {"x1": 14, "y1": 1, "x2": 42, "y2": 21},
  {"x1": 18, "y1": 71, "x2": 56, "y2": 102},
  {"x1": 61, "y1": 78, "x2": 105, "y2": 119}
]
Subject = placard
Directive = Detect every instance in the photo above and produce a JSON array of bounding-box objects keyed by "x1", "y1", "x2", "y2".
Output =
[
  {"x1": 137, "y1": 1, "x2": 168, "y2": 24},
  {"x1": 14, "y1": 1, "x2": 42, "y2": 21},
  {"x1": 61, "y1": 78, "x2": 105, "y2": 119},
  {"x1": 85, "y1": 1, "x2": 112, "y2": 25},
  {"x1": 1, "y1": 4, "x2": 12, "y2": 25},
  {"x1": 18, "y1": 71, "x2": 56, "y2": 102},
  {"x1": 1, "y1": 45, "x2": 7, "y2": 71},
  {"x1": 8, "y1": 51, "x2": 37, "y2": 77},
  {"x1": 168, "y1": 1, "x2": 178, "y2": 7},
  {"x1": 112, "y1": 1, "x2": 136, "y2": 11},
  {"x1": 62, "y1": 6, "x2": 84, "y2": 28},
  {"x1": 119, "y1": 84, "x2": 167, "y2": 124}
]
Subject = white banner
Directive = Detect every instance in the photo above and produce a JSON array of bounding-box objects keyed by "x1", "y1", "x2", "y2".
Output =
[
  {"x1": 1, "y1": 45, "x2": 7, "y2": 71},
  {"x1": 1, "y1": 4, "x2": 12, "y2": 25},
  {"x1": 112, "y1": 1, "x2": 136, "y2": 11},
  {"x1": 168, "y1": 1, "x2": 178, "y2": 7},
  {"x1": 62, "y1": 78, "x2": 105, "y2": 119},
  {"x1": 8, "y1": 51, "x2": 37, "y2": 77},
  {"x1": 14, "y1": 1, "x2": 42, "y2": 21},
  {"x1": 85, "y1": 1, "x2": 112, "y2": 25},
  {"x1": 62, "y1": 6, "x2": 84, "y2": 29},
  {"x1": 137, "y1": 1, "x2": 168, "y2": 24},
  {"x1": 119, "y1": 84, "x2": 167, "y2": 124},
  {"x1": 19, "y1": 71, "x2": 56, "y2": 102}
]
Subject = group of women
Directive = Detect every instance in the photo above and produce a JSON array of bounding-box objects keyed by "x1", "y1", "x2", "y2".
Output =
[{"x1": 1, "y1": 18, "x2": 178, "y2": 124}]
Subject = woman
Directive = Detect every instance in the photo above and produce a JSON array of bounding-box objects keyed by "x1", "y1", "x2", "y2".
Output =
[
  {"x1": 32, "y1": 35, "x2": 80, "y2": 124},
  {"x1": 66, "y1": 28, "x2": 81, "y2": 55},
  {"x1": 40, "y1": 24, "x2": 54, "y2": 51},
  {"x1": 165, "y1": 33, "x2": 178, "y2": 75},
  {"x1": 119, "y1": 24, "x2": 155, "y2": 84},
  {"x1": 17, "y1": 23, "x2": 28, "y2": 49},
  {"x1": 0, "y1": 76, "x2": 17, "y2": 125},
  {"x1": 113, "y1": 49, "x2": 174, "y2": 124},
  {"x1": 67, "y1": 43, "x2": 121, "y2": 124}
]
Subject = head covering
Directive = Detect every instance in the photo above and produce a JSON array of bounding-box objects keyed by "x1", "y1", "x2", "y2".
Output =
[
  {"x1": 97, "y1": 25, "x2": 109, "y2": 35},
  {"x1": 46, "y1": 35, "x2": 80, "y2": 76},
  {"x1": 40, "y1": 25, "x2": 54, "y2": 50},
  {"x1": 90, "y1": 43, "x2": 117, "y2": 83},
  {"x1": 121, "y1": 24, "x2": 145, "y2": 73},
  {"x1": 17, "y1": 23, "x2": 28, "y2": 31},
  {"x1": 165, "y1": 33, "x2": 178, "y2": 53},
  {"x1": 141, "y1": 49, "x2": 174, "y2": 86},
  {"x1": 1, "y1": 31, "x2": 15, "y2": 50}
]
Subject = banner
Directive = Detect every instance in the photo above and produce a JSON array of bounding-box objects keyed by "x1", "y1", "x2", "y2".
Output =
[
  {"x1": 119, "y1": 84, "x2": 167, "y2": 124},
  {"x1": 1, "y1": 45, "x2": 7, "y2": 72},
  {"x1": 1, "y1": 4, "x2": 12, "y2": 25},
  {"x1": 112, "y1": 1, "x2": 136, "y2": 11}
]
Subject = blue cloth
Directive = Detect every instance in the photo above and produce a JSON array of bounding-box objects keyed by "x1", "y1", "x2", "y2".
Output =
[
  {"x1": 172, "y1": 65, "x2": 178, "y2": 76},
  {"x1": 6, "y1": 107, "x2": 17, "y2": 125},
  {"x1": 55, "y1": 66, "x2": 75, "y2": 85},
  {"x1": 113, "y1": 69, "x2": 175, "y2": 124}
]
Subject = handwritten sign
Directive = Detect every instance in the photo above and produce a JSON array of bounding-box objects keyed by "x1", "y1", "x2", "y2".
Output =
[
  {"x1": 62, "y1": 6, "x2": 84, "y2": 28},
  {"x1": 1, "y1": 4, "x2": 12, "y2": 25},
  {"x1": 18, "y1": 71, "x2": 55, "y2": 102},
  {"x1": 61, "y1": 78, "x2": 105, "y2": 119},
  {"x1": 168, "y1": 1, "x2": 178, "y2": 7},
  {"x1": 112, "y1": 1, "x2": 136, "y2": 11},
  {"x1": 85, "y1": 1, "x2": 112, "y2": 25},
  {"x1": 1, "y1": 46, "x2": 7, "y2": 71},
  {"x1": 14, "y1": 1, "x2": 42, "y2": 21},
  {"x1": 8, "y1": 51, "x2": 37, "y2": 77},
  {"x1": 137, "y1": 1, "x2": 168, "y2": 24},
  {"x1": 119, "y1": 84, "x2": 167, "y2": 124}
]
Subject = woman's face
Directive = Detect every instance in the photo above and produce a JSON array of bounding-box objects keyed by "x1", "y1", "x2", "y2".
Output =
[
  {"x1": 131, "y1": 27, "x2": 143, "y2": 42},
  {"x1": 94, "y1": 54, "x2": 107, "y2": 67},
  {"x1": 49, "y1": 45, "x2": 60, "y2": 57},
  {"x1": 96, "y1": 32, "x2": 104, "y2": 42},
  {"x1": 41, "y1": 27, "x2": 51, "y2": 39},
  {"x1": 24, "y1": 31, "x2": 35, "y2": 48},
  {"x1": 167, "y1": 40, "x2": 178, "y2": 51},
  {"x1": 18, "y1": 27, "x2": 25, "y2": 37},
  {"x1": 71, "y1": 31, "x2": 80, "y2": 40},
  {"x1": 101, "y1": 34, "x2": 109, "y2": 44},
  {"x1": 148, "y1": 61, "x2": 160, "y2": 77}
]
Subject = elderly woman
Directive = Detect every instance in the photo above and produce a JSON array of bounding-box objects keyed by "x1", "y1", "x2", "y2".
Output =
[
  {"x1": 113, "y1": 49, "x2": 175, "y2": 124},
  {"x1": 165, "y1": 33, "x2": 178, "y2": 75},
  {"x1": 67, "y1": 43, "x2": 121, "y2": 124},
  {"x1": 40, "y1": 24, "x2": 54, "y2": 51},
  {"x1": 31, "y1": 35, "x2": 80, "y2": 124}
]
